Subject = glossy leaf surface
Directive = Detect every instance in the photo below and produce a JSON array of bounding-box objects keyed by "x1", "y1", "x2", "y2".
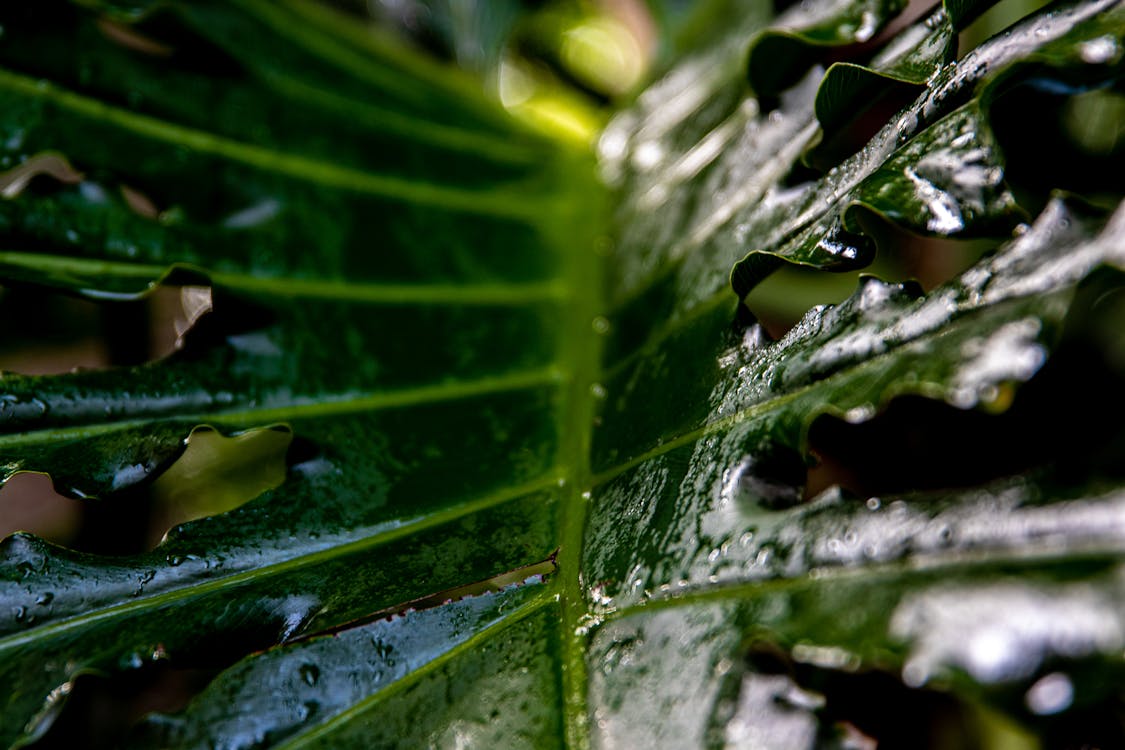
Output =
[{"x1": 0, "y1": 0, "x2": 1123, "y2": 747}]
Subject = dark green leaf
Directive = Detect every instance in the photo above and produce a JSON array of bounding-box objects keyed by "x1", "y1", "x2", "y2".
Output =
[
  {"x1": 588, "y1": 195, "x2": 1125, "y2": 608},
  {"x1": 130, "y1": 580, "x2": 559, "y2": 749},
  {"x1": 733, "y1": 0, "x2": 1125, "y2": 298},
  {"x1": 0, "y1": 0, "x2": 1123, "y2": 746},
  {"x1": 747, "y1": 0, "x2": 911, "y2": 97}
]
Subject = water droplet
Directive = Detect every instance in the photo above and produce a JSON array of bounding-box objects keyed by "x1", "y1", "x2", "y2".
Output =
[
  {"x1": 817, "y1": 234, "x2": 858, "y2": 260},
  {"x1": 79, "y1": 181, "x2": 108, "y2": 204},
  {"x1": 901, "y1": 659, "x2": 929, "y2": 688},
  {"x1": 298, "y1": 663, "x2": 320, "y2": 687},
  {"x1": 632, "y1": 141, "x2": 663, "y2": 170},
  {"x1": 222, "y1": 199, "x2": 281, "y2": 229},
  {"x1": 1082, "y1": 35, "x2": 1120, "y2": 64},
  {"x1": 14, "y1": 605, "x2": 26, "y2": 622},
  {"x1": 845, "y1": 404, "x2": 875, "y2": 423},
  {"x1": 949, "y1": 386, "x2": 976, "y2": 408},
  {"x1": 591, "y1": 316, "x2": 611, "y2": 335},
  {"x1": 295, "y1": 700, "x2": 318, "y2": 721},
  {"x1": 854, "y1": 10, "x2": 877, "y2": 42},
  {"x1": 1025, "y1": 672, "x2": 1074, "y2": 715},
  {"x1": 866, "y1": 497, "x2": 881, "y2": 511},
  {"x1": 35, "y1": 592, "x2": 53, "y2": 606},
  {"x1": 589, "y1": 383, "x2": 607, "y2": 399},
  {"x1": 166, "y1": 555, "x2": 184, "y2": 567},
  {"x1": 590, "y1": 585, "x2": 614, "y2": 608},
  {"x1": 896, "y1": 113, "x2": 919, "y2": 140},
  {"x1": 112, "y1": 462, "x2": 150, "y2": 491}
]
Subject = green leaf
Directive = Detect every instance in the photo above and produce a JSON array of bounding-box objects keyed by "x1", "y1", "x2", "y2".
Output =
[
  {"x1": 1, "y1": 0, "x2": 1124, "y2": 747},
  {"x1": 130, "y1": 579, "x2": 561, "y2": 749},
  {"x1": 812, "y1": 0, "x2": 1013, "y2": 141},
  {"x1": 588, "y1": 553, "x2": 1125, "y2": 746},
  {"x1": 733, "y1": 0, "x2": 1125, "y2": 298},
  {"x1": 747, "y1": 0, "x2": 912, "y2": 97},
  {"x1": 812, "y1": 7, "x2": 956, "y2": 149},
  {"x1": 589, "y1": 194, "x2": 1125, "y2": 605},
  {"x1": 0, "y1": 2, "x2": 589, "y2": 745}
]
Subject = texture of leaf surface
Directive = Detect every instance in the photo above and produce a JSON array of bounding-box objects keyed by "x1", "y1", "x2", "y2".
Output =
[
  {"x1": 130, "y1": 580, "x2": 560, "y2": 749},
  {"x1": 0, "y1": 0, "x2": 1123, "y2": 747},
  {"x1": 0, "y1": 1, "x2": 590, "y2": 745},
  {"x1": 811, "y1": 0, "x2": 999, "y2": 140}
]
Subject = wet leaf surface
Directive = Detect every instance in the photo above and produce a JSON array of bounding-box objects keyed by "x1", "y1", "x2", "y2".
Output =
[
  {"x1": 747, "y1": 0, "x2": 912, "y2": 97},
  {"x1": 129, "y1": 580, "x2": 560, "y2": 749},
  {"x1": 812, "y1": 0, "x2": 1006, "y2": 143},
  {"x1": 587, "y1": 196, "x2": 1125, "y2": 612},
  {"x1": 0, "y1": 0, "x2": 1123, "y2": 747},
  {"x1": 732, "y1": 0, "x2": 1125, "y2": 298}
]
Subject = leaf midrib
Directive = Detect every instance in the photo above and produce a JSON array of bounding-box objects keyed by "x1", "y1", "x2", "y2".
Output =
[{"x1": 545, "y1": 154, "x2": 606, "y2": 749}]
